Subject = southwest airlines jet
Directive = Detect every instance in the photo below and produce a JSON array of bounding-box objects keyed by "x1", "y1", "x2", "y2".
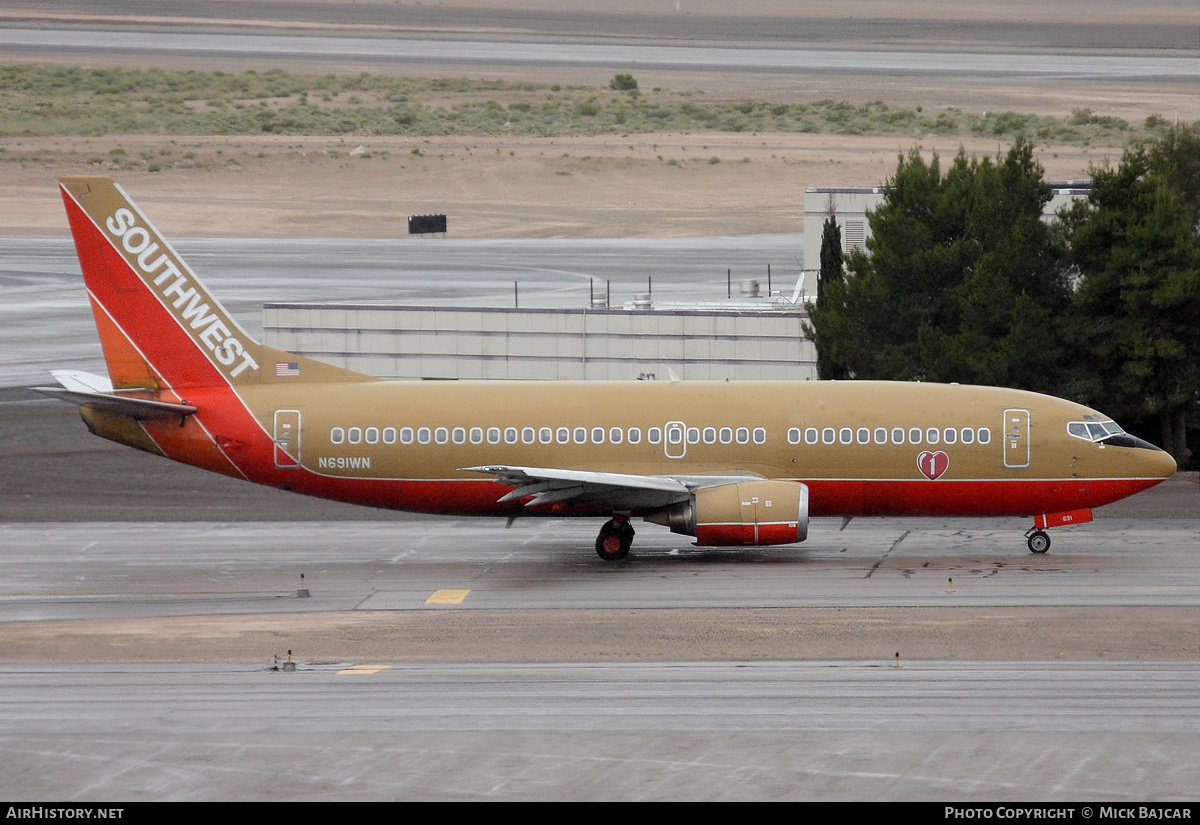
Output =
[{"x1": 39, "y1": 177, "x2": 1176, "y2": 560}]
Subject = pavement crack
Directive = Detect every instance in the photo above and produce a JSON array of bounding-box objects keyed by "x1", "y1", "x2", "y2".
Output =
[{"x1": 866, "y1": 530, "x2": 909, "y2": 578}]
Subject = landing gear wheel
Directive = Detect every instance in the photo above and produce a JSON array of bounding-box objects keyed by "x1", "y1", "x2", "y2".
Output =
[
  {"x1": 1027, "y1": 530, "x2": 1051, "y2": 554},
  {"x1": 595, "y1": 519, "x2": 634, "y2": 561}
]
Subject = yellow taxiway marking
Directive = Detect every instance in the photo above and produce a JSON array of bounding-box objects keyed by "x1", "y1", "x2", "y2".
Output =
[
  {"x1": 426, "y1": 588, "x2": 471, "y2": 605},
  {"x1": 338, "y1": 665, "x2": 392, "y2": 675}
]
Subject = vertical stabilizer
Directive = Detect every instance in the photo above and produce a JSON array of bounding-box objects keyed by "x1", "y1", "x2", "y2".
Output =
[
  {"x1": 59, "y1": 176, "x2": 371, "y2": 391},
  {"x1": 60, "y1": 176, "x2": 263, "y2": 390}
]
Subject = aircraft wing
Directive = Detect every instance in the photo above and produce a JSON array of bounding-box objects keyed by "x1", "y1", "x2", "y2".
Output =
[
  {"x1": 33, "y1": 370, "x2": 197, "y2": 421},
  {"x1": 463, "y1": 465, "x2": 761, "y2": 512}
]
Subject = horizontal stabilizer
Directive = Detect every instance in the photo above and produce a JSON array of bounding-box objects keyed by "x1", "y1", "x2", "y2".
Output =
[
  {"x1": 33, "y1": 369, "x2": 196, "y2": 421},
  {"x1": 47, "y1": 369, "x2": 113, "y2": 394}
]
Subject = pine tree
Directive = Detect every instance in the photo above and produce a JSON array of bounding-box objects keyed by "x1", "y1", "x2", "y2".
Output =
[
  {"x1": 812, "y1": 214, "x2": 848, "y2": 379},
  {"x1": 805, "y1": 138, "x2": 1069, "y2": 393},
  {"x1": 1060, "y1": 125, "x2": 1200, "y2": 462}
]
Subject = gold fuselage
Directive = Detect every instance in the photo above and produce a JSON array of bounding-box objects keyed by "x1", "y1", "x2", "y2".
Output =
[{"x1": 212, "y1": 378, "x2": 1175, "y2": 518}]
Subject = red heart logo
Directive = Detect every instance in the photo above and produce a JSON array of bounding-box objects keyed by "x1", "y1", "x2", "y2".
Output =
[{"x1": 917, "y1": 450, "x2": 949, "y2": 480}]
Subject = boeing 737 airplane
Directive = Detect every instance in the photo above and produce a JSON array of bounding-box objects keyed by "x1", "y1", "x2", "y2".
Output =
[{"x1": 38, "y1": 177, "x2": 1176, "y2": 560}]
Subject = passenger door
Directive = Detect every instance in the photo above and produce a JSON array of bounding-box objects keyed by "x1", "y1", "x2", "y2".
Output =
[
  {"x1": 1003, "y1": 409, "x2": 1029, "y2": 469},
  {"x1": 274, "y1": 409, "x2": 301, "y2": 469}
]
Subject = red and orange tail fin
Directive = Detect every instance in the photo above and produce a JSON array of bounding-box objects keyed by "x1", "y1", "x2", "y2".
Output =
[{"x1": 59, "y1": 176, "x2": 371, "y2": 392}]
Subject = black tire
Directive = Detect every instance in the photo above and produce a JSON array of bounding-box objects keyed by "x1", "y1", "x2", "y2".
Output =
[
  {"x1": 595, "y1": 520, "x2": 631, "y2": 560},
  {"x1": 1027, "y1": 530, "x2": 1051, "y2": 554}
]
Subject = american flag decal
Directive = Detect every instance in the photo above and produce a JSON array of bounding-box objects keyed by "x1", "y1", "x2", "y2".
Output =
[{"x1": 275, "y1": 362, "x2": 300, "y2": 377}]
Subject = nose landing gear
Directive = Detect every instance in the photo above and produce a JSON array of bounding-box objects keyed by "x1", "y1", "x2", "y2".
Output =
[
  {"x1": 596, "y1": 517, "x2": 635, "y2": 561},
  {"x1": 1025, "y1": 528, "x2": 1051, "y2": 554},
  {"x1": 1024, "y1": 509, "x2": 1091, "y2": 554}
]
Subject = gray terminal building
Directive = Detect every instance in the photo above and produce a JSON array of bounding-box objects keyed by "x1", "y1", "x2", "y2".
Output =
[{"x1": 263, "y1": 301, "x2": 816, "y2": 382}]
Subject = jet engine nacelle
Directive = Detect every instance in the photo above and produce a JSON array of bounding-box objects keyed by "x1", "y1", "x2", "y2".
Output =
[{"x1": 649, "y1": 480, "x2": 809, "y2": 546}]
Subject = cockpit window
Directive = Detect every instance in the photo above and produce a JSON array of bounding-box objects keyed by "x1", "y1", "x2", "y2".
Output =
[{"x1": 1068, "y1": 419, "x2": 1125, "y2": 443}]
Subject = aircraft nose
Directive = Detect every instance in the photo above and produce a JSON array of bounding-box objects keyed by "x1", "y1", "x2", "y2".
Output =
[{"x1": 1146, "y1": 446, "x2": 1178, "y2": 479}]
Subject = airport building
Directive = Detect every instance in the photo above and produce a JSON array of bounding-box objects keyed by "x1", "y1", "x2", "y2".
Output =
[{"x1": 264, "y1": 301, "x2": 817, "y2": 381}]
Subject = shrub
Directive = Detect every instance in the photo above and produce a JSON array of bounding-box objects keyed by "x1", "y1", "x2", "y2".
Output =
[{"x1": 609, "y1": 73, "x2": 638, "y2": 92}]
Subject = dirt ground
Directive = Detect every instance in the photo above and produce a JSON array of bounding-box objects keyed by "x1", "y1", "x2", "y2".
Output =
[
  {"x1": 3, "y1": 0, "x2": 1196, "y2": 239},
  {"x1": 2, "y1": 132, "x2": 1131, "y2": 239},
  {"x1": 0, "y1": 606, "x2": 1195, "y2": 665}
]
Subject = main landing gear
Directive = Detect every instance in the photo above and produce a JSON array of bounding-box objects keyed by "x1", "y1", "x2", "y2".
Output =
[
  {"x1": 596, "y1": 517, "x2": 635, "y2": 561},
  {"x1": 1025, "y1": 528, "x2": 1051, "y2": 554}
]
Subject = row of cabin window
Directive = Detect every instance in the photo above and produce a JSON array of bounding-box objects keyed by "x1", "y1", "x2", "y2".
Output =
[
  {"x1": 329, "y1": 425, "x2": 771, "y2": 447},
  {"x1": 786, "y1": 426, "x2": 991, "y2": 447}
]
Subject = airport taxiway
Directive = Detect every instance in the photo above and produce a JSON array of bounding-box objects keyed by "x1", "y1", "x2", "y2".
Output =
[
  {"x1": 1, "y1": 516, "x2": 1198, "y2": 625},
  {"x1": 3, "y1": 661, "x2": 1200, "y2": 801},
  {"x1": 4, "y1": 27, "x2": 1195, "y2": 81}
]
